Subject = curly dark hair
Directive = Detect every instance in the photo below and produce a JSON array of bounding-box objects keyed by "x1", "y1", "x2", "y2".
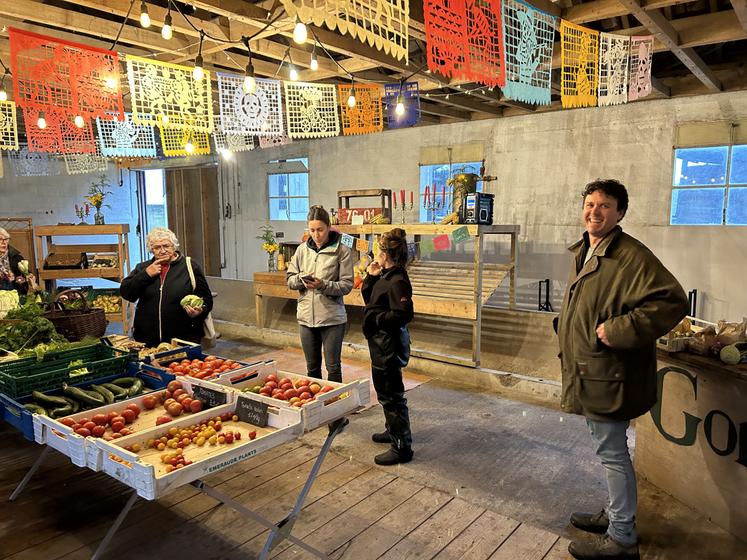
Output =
[
  {"x1": 582, "y1": 179, "x2": 629, "y2": 215},
  {"x1": 379, "y1": 228, "x2": 409, "y2": 268}
]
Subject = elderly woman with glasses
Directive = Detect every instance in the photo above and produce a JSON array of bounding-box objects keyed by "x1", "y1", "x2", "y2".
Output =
[
  {"x1": 0, "y1": 227, "x2": 37, "y2": 295},
  {"x1": 120, "y1": 227, "x2": 213, "y2": 347}
]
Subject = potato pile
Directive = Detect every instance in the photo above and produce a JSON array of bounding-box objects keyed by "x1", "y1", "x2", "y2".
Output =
[{"x1": 92, "y1": 294, "x2": 121, "y2": 313}]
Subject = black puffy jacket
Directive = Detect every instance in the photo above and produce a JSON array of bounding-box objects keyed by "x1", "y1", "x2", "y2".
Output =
[{"x1": 120, "y1": 254, "x2": 213, "y2": 347}]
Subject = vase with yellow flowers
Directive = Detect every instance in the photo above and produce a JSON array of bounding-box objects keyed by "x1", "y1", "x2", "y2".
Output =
[
  {"x1": 86, "y1": 174, "x2": 113, "y2": 225},
  {"x1": 256, "y1": 224, "x2": 280, "y2": 272}
]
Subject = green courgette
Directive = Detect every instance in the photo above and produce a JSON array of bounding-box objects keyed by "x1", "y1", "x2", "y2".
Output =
[
  {"x1": 110, "y1": 377, "x2": 138, "y2": 388},
  {"x1": 31, "y1": 390, "x2": 69, "y2": 408},
  {"x1": 49, "y1": 405, "x2": 74, "y2": 419},
  {"x1": 101, "y1": 383, "x2": 128, "y2": 400},
  {"x1": 61, "y1": 396, "x2": 80, "y2": 414},
  {"x1": 24, "y1": 403, "x2": 47, "y2": 415},
  {"x1": 90, "y1": 384, "x2": 114, "y2": 404},
  {"x1": 126, "y1": 378, "x2": 143, "y2": 397},
  {"x1": 62, "y1": 384, "x2": 105, "y2": 407}
]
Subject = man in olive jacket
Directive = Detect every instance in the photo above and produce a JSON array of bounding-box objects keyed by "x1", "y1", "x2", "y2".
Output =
[{"x1": 556, "y1": 180, "x2": 688, "y2": 560}]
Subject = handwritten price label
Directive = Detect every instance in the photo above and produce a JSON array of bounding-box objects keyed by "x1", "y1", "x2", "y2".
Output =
[{"x1": 337, "y1": 208, "x2": 383, "y2": 224}]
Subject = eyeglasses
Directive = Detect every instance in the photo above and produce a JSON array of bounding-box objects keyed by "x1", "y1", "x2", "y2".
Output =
[
  {"x1": 151, "y1": 244, "x2": 174, "y2": 252},
  {"x1": 0, "y1": 238, "x2": 10, "y2": 243}
]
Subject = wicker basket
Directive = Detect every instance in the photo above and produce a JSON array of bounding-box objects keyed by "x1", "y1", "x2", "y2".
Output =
[{"x1": 44, "y1": 289, "x2": 107, "y2": 341}]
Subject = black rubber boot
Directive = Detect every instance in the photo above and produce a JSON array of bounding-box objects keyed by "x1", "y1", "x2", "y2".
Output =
[
  {"x1": 372, "y1": 431, "x2": 391, "y2": 444},
  {"x1": 571, "y1": 510, "x2": 609, "y2": 534},
  {"x1": 374, "y1": 447, "x2": 413, "y2": 465}
]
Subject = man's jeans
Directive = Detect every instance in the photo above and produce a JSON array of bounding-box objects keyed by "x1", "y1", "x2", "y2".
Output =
[
  {"x1": 299, "y1": 323, "x2": 346, "y2": 383},
  {"x1": 586, "y1": 418, "x2": 638, "y2": 546}
]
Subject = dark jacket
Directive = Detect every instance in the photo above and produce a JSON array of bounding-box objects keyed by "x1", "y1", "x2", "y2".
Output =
[
  {"x1": 556, "y1": 226, "x2": 689, "y2": 421},
  {"x1": 362, "y1": 266, "x2": 414, "y2": 339},
  {"x1": 2, "y1": 246, "x2": 31, "y2": 295},
  {"x1": 286, "y1": 230, "x2": 354, "y2": 328},
  {"x1": 120, "y1": 253, "x2": 213, "y2": 347}
]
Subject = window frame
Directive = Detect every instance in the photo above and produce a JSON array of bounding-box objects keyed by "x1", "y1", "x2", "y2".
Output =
[
  {"x1": 670, "y1": 144, "x2": 747, "y2": 226},
  {"x1": 418, "y1": 161, "x2": 483, "y2": 223},
  {"x1": 267, "y1": 157, "x2": 309, "y2": 221}
]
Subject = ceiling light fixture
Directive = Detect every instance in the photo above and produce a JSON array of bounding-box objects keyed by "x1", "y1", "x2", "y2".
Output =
[
  {"x1": 37, "y1": 111, "x2": 47, "y2": 129},
  {"x1": 347, "y1": 79, "x2": 356, "y2": 108},
  {"x1": 242, "y1": 37, "x2": 256, "y2": 94},
  {"x1": 0, "y1": 68, "x2": 9, "y2": 101},
  {"x1": 193, "y1": 32, "x2": 205, "y2": 81},
  {"x1": 293, "y1": 17, "x2": 307, "y2": 44},
  {"x1": 74, "y1": 115, "x2": 85, "y2": 128},
  {"x1": 161, "y1": 3, "x2": 173, "y2": 40},
  {"x1": 310, "y1": 46, "x2": 318, "y2": 71},
  {"x1": 139, "y1": 2, "x2": 151, "y2": 28}
]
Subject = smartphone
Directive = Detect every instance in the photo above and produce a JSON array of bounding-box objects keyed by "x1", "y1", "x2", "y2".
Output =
[{"x1": 301, "y1": 274, "x2": 316, "y2": 282}]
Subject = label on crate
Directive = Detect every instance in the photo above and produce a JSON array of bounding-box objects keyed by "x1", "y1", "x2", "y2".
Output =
[
  {"x1": 192, "y1": 385, "x2": 227, "y2": 408},
  {"x1": 236, "y1": 395, "x2": 268, "y2": 427}
]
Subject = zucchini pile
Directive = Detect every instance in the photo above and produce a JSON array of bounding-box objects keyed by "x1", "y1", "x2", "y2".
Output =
[{"x1": 24, "y1": 377, "x2": 144, "y2": 418}]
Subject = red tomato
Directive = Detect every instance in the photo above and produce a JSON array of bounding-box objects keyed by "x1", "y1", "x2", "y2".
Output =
[
  {"x1": 181, "y1": 359, "x2": 191, "y2": 366},
  {"x1": 266, "y1": 374, "x2": 278, "y2": 383},
  {"x1": 92, "y1": 425, "x2": 106, "y2": 437},
  {"x1": 224, "y1": 360, "x2": 235, "y2": 367},
  {"x1": 189, "y1": 400, "x2": 203, "y2": 413},
  {"x1": 156, "y1": 416, "x2": 172, "y2": 425},
  {"x1": 231, "y1": 364, "x2": 242, "y2": 370},
  {"x1": 126, "y1": 403, "x2": 141, "y2": 416},
  {"x1": 143, "y1": 395, "x2": 157, "y2": 410},
  {"x1": 204, "y1": 355, "x2": 216, "y2": 362},
  {"x1": 172, "y1": 388, "x2": 186, "y2": 398},
  {"x1": 83, "y1": 421, "x2": 97, "y2": 431},
  {"x1": 167, "y1": 380, "x2": 183, "y2": 393},
  {"x1": 212, "y1": 359, "x2": 224, "y2": 367},
  {"x1": 111, "y1": 432, "x2": 122, "y2": 439},
  {"x1": 167, "y1": 402, "x2": 183, "y2": 417},
  {"x1": 119, "y1": 428, "x2": 133, "y2": 436},
  {"x1": 59, "y1": 418, "x2": 76, "y2": 428},
  {"x1": 75, "y1": 427, "x2": 91, "y2": 437},
  {"x1": 109, "y1": 415, "x2": 125, "y2": 426},
  {"x1": 299, "y1": 391, "x2": 312, "y2": 401},
  {"x1": 111, "y1": 421, "x2": 125, "y2": 433},
  {"x1": 181, "y1": 397, "x2": 193, "y2": 409},
  {"x1": 121, "y1": 409, "x2": 136, "y2": 424},
  {"x1": 191, "y1": 359, "x2": 201, "y2": 365}
]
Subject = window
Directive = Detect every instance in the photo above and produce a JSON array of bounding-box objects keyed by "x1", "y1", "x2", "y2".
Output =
[
  {"x1": 268, "y1": 158, "x2": 309, "y2": 221},
  {"x1": 419, "y1": 161, "x2": 483, "y2": 223},
  {"x1": 670, "y1": 146, "x2": 747, "y2": 225}
]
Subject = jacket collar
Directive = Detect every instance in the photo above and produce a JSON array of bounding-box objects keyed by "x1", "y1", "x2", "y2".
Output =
[
  {"x1": 307, "y1": 230, "x2": 340, "y2": 253},
  {"x1": 567, "y1": 225, "x2": 623, "y2": 257}
]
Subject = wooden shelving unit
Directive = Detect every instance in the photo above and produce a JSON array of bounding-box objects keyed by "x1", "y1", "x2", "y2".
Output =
[{"x1": 33, "y1": 224, "x2": 132, "y2": 333}]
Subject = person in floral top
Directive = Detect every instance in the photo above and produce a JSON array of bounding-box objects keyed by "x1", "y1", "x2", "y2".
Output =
[{"x1": 0, "y1": 227, "x2": 37, "y2": 295}]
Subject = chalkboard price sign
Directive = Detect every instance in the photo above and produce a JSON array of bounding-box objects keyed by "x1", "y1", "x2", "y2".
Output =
[
  {"x1": 236, "y1": 394, "x2": 269, "y2": 427},
  {"x1": 192, "y1": 385, "x2": 227, "y2": 408}
]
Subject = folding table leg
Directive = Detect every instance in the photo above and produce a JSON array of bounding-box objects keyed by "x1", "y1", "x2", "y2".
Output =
[
  {"x1": 90, "y1": 490, "x2": 138, "y2": 560},
  {"x1": 8, "y1": 445, "x2": 51, "y2": 502}
]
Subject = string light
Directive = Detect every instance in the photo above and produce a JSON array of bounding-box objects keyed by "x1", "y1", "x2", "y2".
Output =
[
  {"x1": 0, "y1": 68, "x2": 9, "y2": 101},
  {"x1": 139, "y1": 2, "x2": 151, "y2": 28},
  {"x1": 105, "y1": 76, "x2": 118, "y2": 89},
  {"x1": 347, "y1": 80, "x2": 356, "y2": 108},
  {"x1": 162, "y1": 4, "x2": 173, "y2": 40},
  {"x1": 310, "y1": 46, "x2": 318, "y2": 71},
  {"x1": 289, "y1": 65, "x2": 299, "y2": 81},
  {"x1": 193, "y1": 32, "x2": 205, "y2": 81},
  {"x1": 74, "y1": 115, "x2": 85, "y2": 128},
  {"x1": 395, "y1": 81, "x2": 405, "y2": 116},
  {"x1": 37, "y1": 111, "x2": 47, "y2": 129},
  {"x1": 218, "y1": 148, "x2": 232, "y2": 159},
  {"x1": 185, "y1": 141, "x2": 194, "y2": 154},
  {"x1": 293, "y1": 17, "x2": 307, "y2": 44},
  {"x1": 242, "y1": 37, "x2": 256, "y2": 94}
]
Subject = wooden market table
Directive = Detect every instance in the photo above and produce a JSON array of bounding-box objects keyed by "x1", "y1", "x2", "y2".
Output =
[
  {"x1": 635, "y1": 350, "x2": 747, "y2": 544},
  {"x1": 253, "y1": 224, "x2": 520, "y2": 367}
]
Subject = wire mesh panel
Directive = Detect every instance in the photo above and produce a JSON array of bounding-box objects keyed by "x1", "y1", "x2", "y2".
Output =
[
  {"x1": 501, "y1": 0, "x2": 556, "y2": 105},
  {"x1": 338, "y1": 84, "x2": 383, "y2": 135},
  {"x1": 628, "y1": 36, "x2": 655, "y2": 102},
  {"x1": 280, "y1": 0, "x2": 409, "y2": 62},
  {"x1": 259, "y1": 134, "x2": 293, "y2": 149},
  {"x1": 384, "y1": 82, "x2": 420, "y2": 129},
  {"x1": 213, "y1": 129, "x2": 255, "y2": 153},
  {"x1": 598, "y1": 33, "x2": 630, "y2": 107},
  {"x1": 97, "y1": 112, "x2": 157, "y2": 157},
  {"x1": 63, "y1": 148, "x2": 108, "y2": 175},
  {"x1": 159, "y1": 126, "x2": 211, "y2": 157},
  {"x1": 0, "y1": 101, "x2": 19, "y2": 150},
  {"x1": 284, "y1": 82, "x2": 339, "y2": 139},
  {"x1": 126, "y1": 55, "x2": 213, "y2": 132},
  {"x1": 425, "y1": 0, "x2": 467, "y2": 80},
  {"x1": 560, "y1": 20, "x2": 599, "y2": 108},
  {"x1": 9, "y1": 145, "x2": 60, "y2": 176},
  {"x1": 217, "y1": 73, "x2": 284, "y2": 137},
  {"x1": 8, "y1": 27, "x2": 124, "y2": 121}
]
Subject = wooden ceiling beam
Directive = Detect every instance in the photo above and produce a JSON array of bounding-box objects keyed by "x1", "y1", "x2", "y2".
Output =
[
  {"x1": 615, "y1": 0, "x2": 721, "y2": 91},
  {"x1": 731, "y1": 0, "x2": 747, "y2": 32},
  {"x1": 419, "y1": 101, "x2": 471, "y2": 120},
  {"x1": 563, "y1": 0, "x2": 695, "y2": 25},
  {"x1": 427, "y1": 92, "x2": 504, "y2": 116}
]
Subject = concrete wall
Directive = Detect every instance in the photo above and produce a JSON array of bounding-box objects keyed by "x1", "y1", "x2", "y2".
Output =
[
  {"x1": 220, "y1": 90, "x2": 747, "y2": 322},
  {"x1": 0, "y1": 158, "x2": 143, "y2": 282}
]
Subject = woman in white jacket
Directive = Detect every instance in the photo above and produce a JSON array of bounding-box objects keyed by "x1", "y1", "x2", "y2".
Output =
[{"x1": 286, "y1": 206, "x2": 354, "y2": 382}]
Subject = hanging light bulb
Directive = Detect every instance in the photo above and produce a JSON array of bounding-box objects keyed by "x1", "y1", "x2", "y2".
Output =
[
  {"x1": 243, "y1": 41, "x2": 256, "y2": 93},
  {"x1": 139, "y1": 2, "x2": 151, "y2": 28},
  {"x1": 310, "y1": 49, "x2": 318, "y2": 71},
  {"x1": 74, "y1": 115, "x2": 85, "y2": 128},
  {"x1": 395, "y1": 93, "x2": 405, "y2": 116},
  {"x1": 293, "y1": 17, "x2": 307, "y2": 44},
  {"x1": 161, "y1": 114, "x2": 169, "y2": 124},
  {"x1": 37, "y1": 111, "x2": 47, "y2": 129},
  {"x1": 219, "y1": 148, "x2": 233, "y2": 159},
  {"x1": 161, "y1": 8, "x2": 173, "y2": 40},
  {"x1": 0, "y1": 69, "x2": 9, "y2": 101},
  {"x1": 105, "y1": 76, "x2": 118, "y2": 89},
  {"x1": 0, "y1": 89, "x2": 6, "y2": 102},
  {"x1": 347, "y1": 84, "x2": 356, "y2": 108},
  {"x1": 185, "y1": 141, "x2": 194, "y2": 154},
  {"x1": 289, "y1": 65, "x2": 299, "y2": 81},
  {"x1": 193, "y1": 33, "x2": 205, "y2": 81}
]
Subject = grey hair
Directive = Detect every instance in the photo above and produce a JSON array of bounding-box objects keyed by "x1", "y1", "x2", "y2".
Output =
[
  {"x1": 0, "y1": 227, "x2": 9, "y2": 239},
  {"x1": 146, "y1": 227, "x2": 179, "y2": 252}
]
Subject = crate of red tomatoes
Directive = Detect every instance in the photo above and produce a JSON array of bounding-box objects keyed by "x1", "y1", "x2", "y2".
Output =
[{"x1": 141, "y1": 345, "x2": 260, "y2": 382}]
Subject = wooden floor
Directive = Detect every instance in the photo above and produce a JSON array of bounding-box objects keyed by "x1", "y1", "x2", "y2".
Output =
[{"x1": 0, "y1": 427, "x2": 570, "y2": 560}]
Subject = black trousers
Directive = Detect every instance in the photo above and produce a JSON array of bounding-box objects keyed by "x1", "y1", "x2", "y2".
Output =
[{"x1": 367, "y1": 328, "x2": 412, "y2": 451}]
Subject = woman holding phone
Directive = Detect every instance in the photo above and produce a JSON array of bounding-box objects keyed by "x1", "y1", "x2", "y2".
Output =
[
  {"x1": 287, "y1": 206, "x2": 354, "y2": 383},
  {"x1": 362, "y1": 228, "x2": 414, "y2": 465}
]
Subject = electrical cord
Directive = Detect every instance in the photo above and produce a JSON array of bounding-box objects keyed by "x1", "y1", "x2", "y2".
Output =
[{"x1": 110, "y1": 0, "x2": 136, "y2": 50}]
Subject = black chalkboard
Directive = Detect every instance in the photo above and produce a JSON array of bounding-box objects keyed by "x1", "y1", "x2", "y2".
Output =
[
  {"x1": 192, "y1": 385, "x2": 227, "y2": 408},
  {"x1": 235, "y1": 394, "x2": 268, "y2": 427}
]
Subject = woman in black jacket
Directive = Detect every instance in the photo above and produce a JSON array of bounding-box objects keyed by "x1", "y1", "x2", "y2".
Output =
[
  {"x1": 362, "y1": 228, "x2": 414, "y2": 465},
  {"x1": 120, "y1": 228, "x2": 213, "y2": 347}
]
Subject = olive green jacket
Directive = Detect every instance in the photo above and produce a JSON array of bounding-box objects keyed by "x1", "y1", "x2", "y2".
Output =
[{"x1": 556, "y1": 226, "x2": 689, "y2": 421}]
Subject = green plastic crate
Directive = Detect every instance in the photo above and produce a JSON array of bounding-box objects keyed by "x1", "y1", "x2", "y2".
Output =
[{"x1": 0, "y1": 343, "x2": 133, "y2": 398}]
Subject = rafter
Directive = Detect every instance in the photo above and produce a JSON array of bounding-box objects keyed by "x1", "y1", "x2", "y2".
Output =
[
  {"x1": 427, "y1": 92, "x2": 504, "y2": 116},
  {"x1": 615, "y1": 0, "x2": 721, "y2": 91},
  {"x1": 731, "y1": 0, "x2": 747, "y2": 32},
  {"x1": 563, "y1": 0, "x2": 695, "y2": 24},
  {"x1": 419, "y1": 101, "x2": 471, "y2": 120}
]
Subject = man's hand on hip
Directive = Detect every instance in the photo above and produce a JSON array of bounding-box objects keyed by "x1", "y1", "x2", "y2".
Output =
[{"x1": 596, "y1": 323, "x2": 612, "y2": 347}]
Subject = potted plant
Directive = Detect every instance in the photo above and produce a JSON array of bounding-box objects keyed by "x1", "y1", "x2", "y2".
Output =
[
  {"x1": 85, "y1": 174, "x2": 113, "y2": 225},
  {"x1": 256, "y1": 224, "x2": 279, "y2": 272}
]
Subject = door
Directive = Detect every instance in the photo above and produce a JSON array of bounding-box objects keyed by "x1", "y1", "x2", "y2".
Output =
[{"x1": 165, "y1": 167, "x2": 221, "y2": 276}]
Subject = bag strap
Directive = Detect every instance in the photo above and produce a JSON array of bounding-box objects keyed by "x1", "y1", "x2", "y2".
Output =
[{"x1": 185, "y1": 256, "x2": 196, "y2": 292}]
